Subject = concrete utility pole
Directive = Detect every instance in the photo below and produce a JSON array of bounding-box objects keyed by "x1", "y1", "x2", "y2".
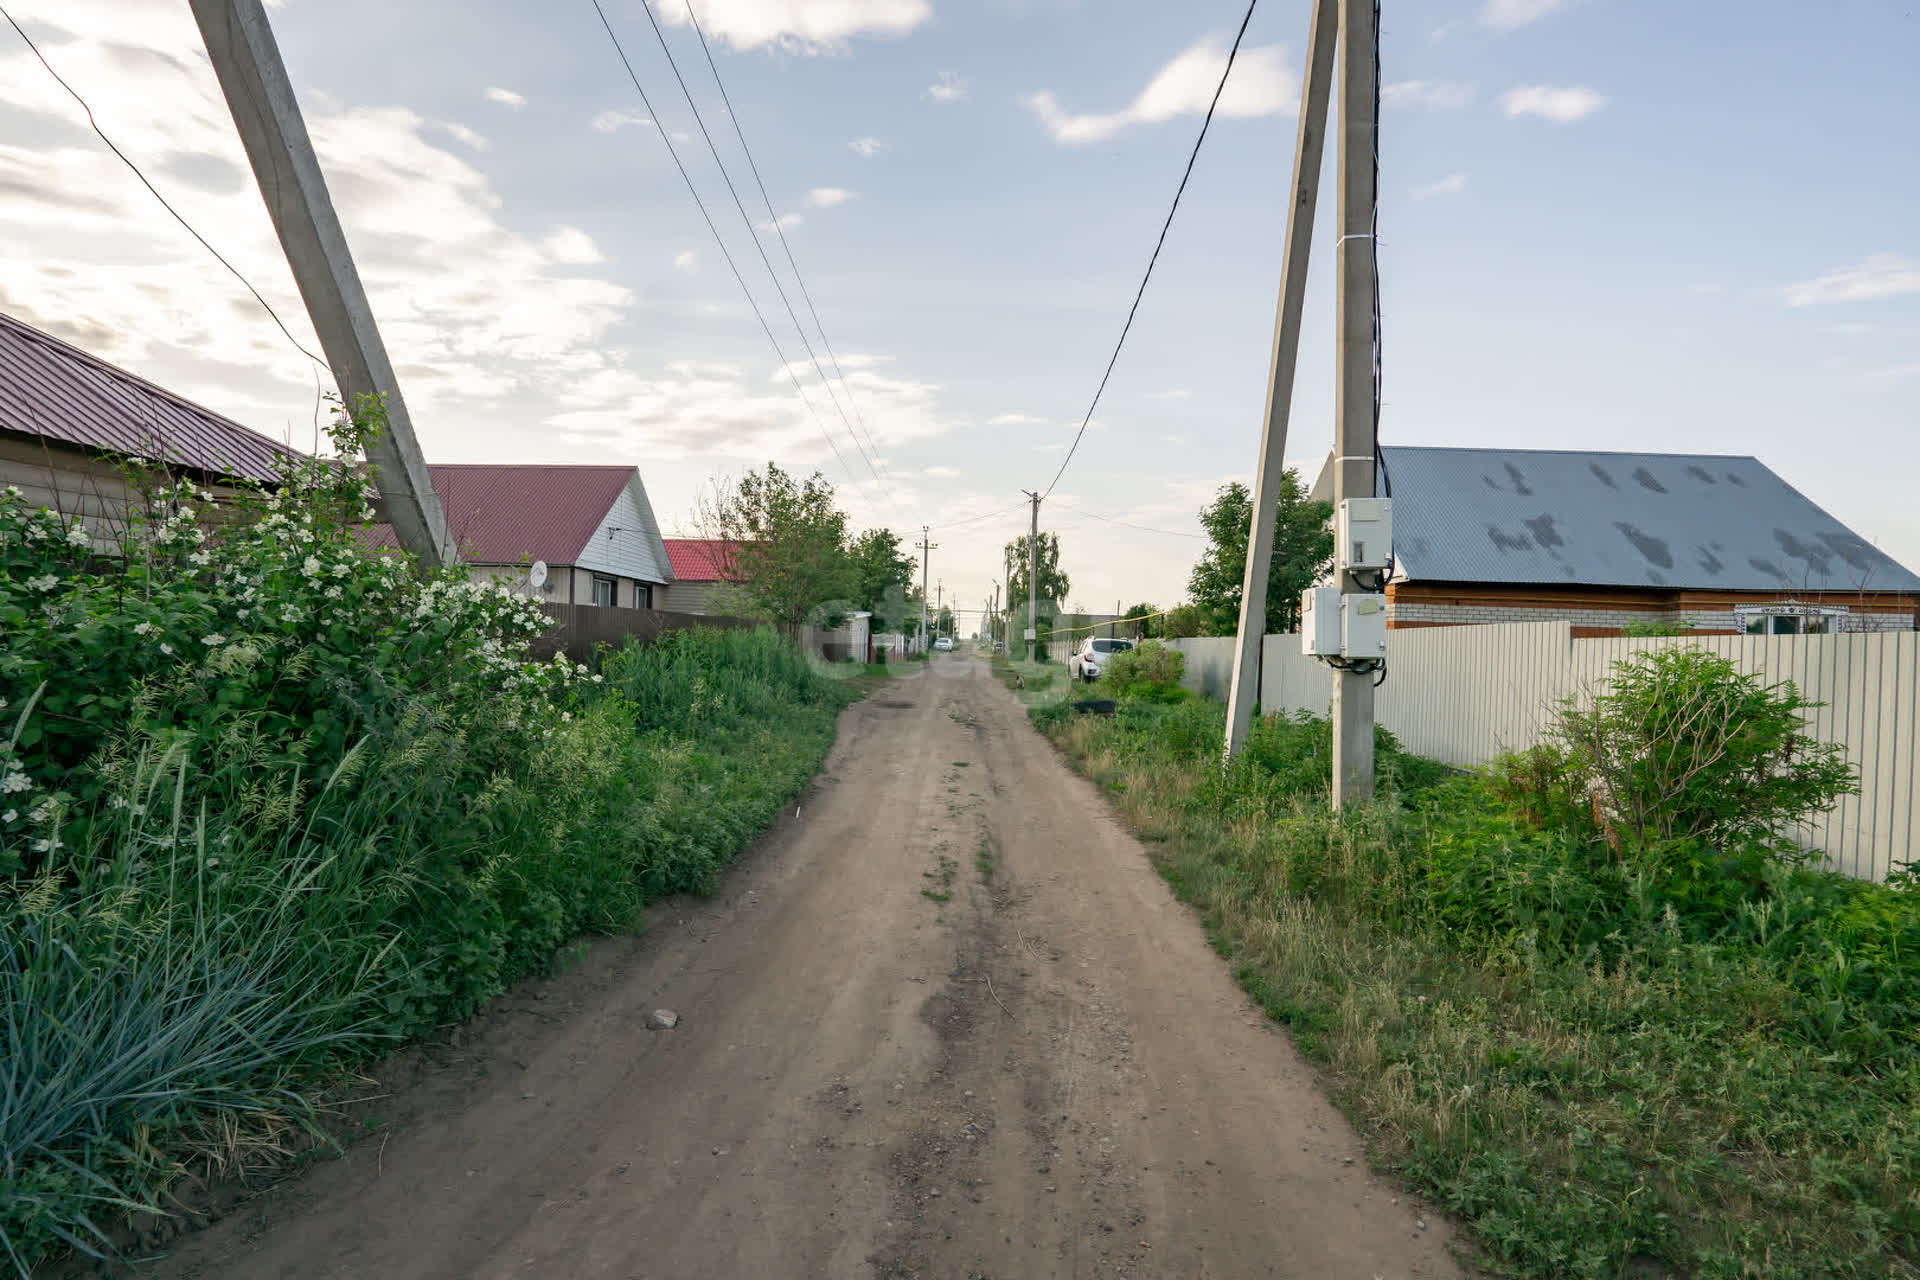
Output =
[
  {"x1": 190, "y1": 0, "x2": 453, "y2": 566},
  {"x1": 918, "y1": 526, "x2": 933, "y2": 653},
  {"x1": 1224, "y1": 0, "x2": 1339, "y2": 761},
  {"x1": 1023, "y1": 491, "x2": 1041, "y2": 664},
  {"x1": 1331, "y1": 0, "x2": 1380, "y2": 807}
]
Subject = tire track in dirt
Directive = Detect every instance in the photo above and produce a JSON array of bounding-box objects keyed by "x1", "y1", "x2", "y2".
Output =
[{"x1": 117, "y1": 656, "x2": 1461, "y2": 1280}]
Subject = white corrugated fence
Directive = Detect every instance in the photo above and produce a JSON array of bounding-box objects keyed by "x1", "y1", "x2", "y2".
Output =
[{"x1": 1167, "y1": 623, "x2": 1917, "y2": 882}]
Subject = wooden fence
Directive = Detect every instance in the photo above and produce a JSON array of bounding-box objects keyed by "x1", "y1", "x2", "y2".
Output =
[
  {"x1": 531, "y1": 604, "x2": 760, "y2": 665},
  {"x1": 1169, "y1": 623, "x2": 1919, "y2": 882}
]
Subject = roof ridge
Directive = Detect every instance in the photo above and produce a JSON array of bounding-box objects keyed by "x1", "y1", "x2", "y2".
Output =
[{"x1": 1381, "y1": 443, "x2": 1760, "y2": 463}]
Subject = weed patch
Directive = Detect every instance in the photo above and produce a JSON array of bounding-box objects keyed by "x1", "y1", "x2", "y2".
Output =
[{"x1": 1038, "y1": 695, "x2": 1920, "y2": 1279}]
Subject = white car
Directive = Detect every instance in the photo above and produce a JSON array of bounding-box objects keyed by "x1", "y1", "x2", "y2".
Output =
[
  {"x1": 1070, "y1": 637, "x2": 1133, "y2": 682},
  {"x1": 933, "y1": 636, "x2": 955, "y2": 652}
]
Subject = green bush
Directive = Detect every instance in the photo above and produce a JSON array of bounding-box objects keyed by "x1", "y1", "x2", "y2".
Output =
[
  {"x1": 1036, "y1": 693, "x2": 1920, "y2": 1277},
  {"x1": 1099, "y1": 639, "x2": 1187, "y2": 701},
  {"x1": 0, "y1": 410, "x2": 860, "y2": 1269}
]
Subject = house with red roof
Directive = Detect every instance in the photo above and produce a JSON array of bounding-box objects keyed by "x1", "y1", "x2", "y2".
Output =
[
  {"x1": 0, "y1": 308, "x2": 300, "y2": 537},
  {"x1": 370, "y1": 463, "x2": 674, "y2": 608},
  {"x1": 659, "y1": 538, "x2": 742, "y2": 615}
]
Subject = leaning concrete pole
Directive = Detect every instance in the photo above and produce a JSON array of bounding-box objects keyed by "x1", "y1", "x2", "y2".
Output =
[
  {"x1": 190, "y1": 0, "x2": 454, "y2": 566},
  {"x1": 1223, "y1": 0, "x2": 1339, "y2": 761},
  {"x1": 1331, "y1": 0, "x2": 1379, "y2": 807}
]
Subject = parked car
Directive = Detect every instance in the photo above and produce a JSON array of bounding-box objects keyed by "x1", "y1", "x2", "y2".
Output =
[
  {"x1": 1069, "y1": 636, "x2": 1133, "y2": 682},
  {"x1": 933, "y1": 636, "x2": 955, "y2": 652}
]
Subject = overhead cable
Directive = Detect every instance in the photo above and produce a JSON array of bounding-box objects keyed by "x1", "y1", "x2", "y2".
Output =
[
  {"x1": 1042, "y1": 0, "x2": 1261, "y2": 498},
  {"x1": 587, "y1": 0, "x2": 863, "y2": 495},
  {"x1": 628, "y1": 0, "x2": 887, "y2": 497},
  {"x1": 678, "y1": 0, "x2": 894, "y2": 490},
  {"x1": 1, "y1": 2, "x2": 325, "y2": 369}
]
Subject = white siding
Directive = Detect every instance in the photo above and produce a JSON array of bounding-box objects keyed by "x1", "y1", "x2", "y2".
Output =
[
  {"x1": 577, "y1": 473, "x2": 671, "y2": 585},
  {"x1": 1169, "y1": 625, "x2": 1920, "y2": 882}
]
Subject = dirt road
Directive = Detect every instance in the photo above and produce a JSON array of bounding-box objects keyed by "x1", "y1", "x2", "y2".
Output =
[{"x1": 143, "y1": 655, "x2": 1461, "y2": 1279}]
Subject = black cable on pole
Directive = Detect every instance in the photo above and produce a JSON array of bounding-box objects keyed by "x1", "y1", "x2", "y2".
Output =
[
  {"x1": 1, "y1": 2, "x2": 327, "y2": 370},
  {"x1": 630, "y1": 0, "x2": 887, "y2": 498},
  {"x1": 587, "y1": 0, "x2": 861, "y2": 492},
  {"x1": 1042, "y1": 0, "x2": 1261, "y2": 499},
  {"x1": 679, "y1": 0, "x2": 893, "y2": 489}
]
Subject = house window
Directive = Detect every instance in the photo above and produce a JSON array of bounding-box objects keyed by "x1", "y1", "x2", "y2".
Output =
[
  {"x1": 1736, "y1": 604, "x2": 1846, "y2": 635},
  {"x1": 634, "y1": 582, "x2": 652, "y2": 610},
  {"x1": 591, "y1": 575, "x2": 615, "y2": 607}
]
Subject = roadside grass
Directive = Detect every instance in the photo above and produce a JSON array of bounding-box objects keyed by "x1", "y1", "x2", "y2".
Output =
[
  {"x1": 2, "y1": 628, "x2": 868, "y2": 1272},
  {"x1": 1037, "y1": 695, "x2": 1920, "y2": 1279},
  {"x1": 922, "y1": 854, "x2": 958, "y2": 903},
  {"x1": 989, "y1": 655, "x2": 1069, "y2": 708}
]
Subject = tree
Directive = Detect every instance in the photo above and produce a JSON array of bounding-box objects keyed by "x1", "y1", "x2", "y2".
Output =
[
  {"x1": 935, "y1": 606, "x2": 954, "y2": 636},
  {"x1": 1123, "y1": 602, "x2": 1158, "y2": 639},
  {"x1": 699, "y1": 463, "x2": 851, "y2": 638},
  {"x1": 1185, "y1": 473, "x2": 1332, "y2": 637},
  {"x1": 1003, "y1": 532, "x2": 1070, "y2": 621},
  {"x1": 847, "y1": 528, "x2": 916, "y2": 634}
]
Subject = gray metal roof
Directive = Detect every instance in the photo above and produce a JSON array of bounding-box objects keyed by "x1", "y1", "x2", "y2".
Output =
[
  {"x1": 1315, "y1": 446, "x2": 1920, "y2": 594},
  {"x1": 0, "y1": 309, "x2": 296, "y2": 483}
]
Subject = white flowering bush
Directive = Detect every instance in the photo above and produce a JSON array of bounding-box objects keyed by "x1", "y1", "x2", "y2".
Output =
[{"x1": 0, "y1": 401, "x2": 591, "y2": 876}]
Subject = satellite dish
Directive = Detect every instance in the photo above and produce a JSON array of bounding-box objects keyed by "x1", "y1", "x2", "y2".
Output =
[{"x1": 529, "y1": 560, "x2": 549, "y2": 590}]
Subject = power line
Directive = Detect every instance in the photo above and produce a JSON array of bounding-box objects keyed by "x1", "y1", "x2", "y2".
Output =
[
  {"x1": 937, "y1": 500, "x2": 1026, "y2": 532},
  {"x1": 586, "y1": 0, "x2": 863, "y2": 495},
  {"x1": 628, "y1": 0, "x2": 888, "y2": 499},
  {"x1": 678, "y1": 0, "x2": 894, "y2": 492},
  {"x1": 1042, "y1": 0, "x2": 1261, "y2": 499},
  {"x1": 0, "y1": 2, "x2": 326, "y2": 370},
  {"x1": 1055, "y1": 507, "x2": 1204, "y2": 539}
]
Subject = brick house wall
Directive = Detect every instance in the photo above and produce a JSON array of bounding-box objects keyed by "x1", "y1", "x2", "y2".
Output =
[{"x1": 1386, "y1": 582, "x2": 1919, "y2": 636}]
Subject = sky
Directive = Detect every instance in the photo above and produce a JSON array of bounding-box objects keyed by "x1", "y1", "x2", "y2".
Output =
[{"x1": 1, "y1": 0, "x2": 1917, "y2": 626}]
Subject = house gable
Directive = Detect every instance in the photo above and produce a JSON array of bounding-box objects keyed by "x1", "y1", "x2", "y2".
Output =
[{"x1": 577, "y1": 472, "x2": 672, "y2": 584}]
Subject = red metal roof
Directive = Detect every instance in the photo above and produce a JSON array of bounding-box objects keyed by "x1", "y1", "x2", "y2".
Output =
[
  {"x1": 0, "y1": 309, "x2": 299, "y2": 483},
  {"x1": 664, "y1": 538, "x2": 740, "y2": 582},
  {"x1": 364, "y1": 464, "x2": 636, "y2": 566}
]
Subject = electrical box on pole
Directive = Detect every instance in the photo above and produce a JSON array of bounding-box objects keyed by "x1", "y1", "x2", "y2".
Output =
[
  {"x1": 1335, "y1": 497, "x2": 1393, "y2": 573},
  {"x1": 1301, "y1": 586, "x2": 1342, "y2": 656}
]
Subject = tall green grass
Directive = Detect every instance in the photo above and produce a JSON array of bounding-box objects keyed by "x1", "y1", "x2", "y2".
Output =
[
  {"x1": 1042, "y1": 696, "x2": 1920, "y2": 1278},
  {"x1": 1, "y1": 627, "x2": 862, "y2": 1272}
]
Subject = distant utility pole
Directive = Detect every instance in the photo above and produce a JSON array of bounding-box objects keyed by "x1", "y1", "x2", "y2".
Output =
[
  {"x1": 1330, "y1": 0, "x2": 1381, "y2": 807},
  {"x1": 190, "y1": 0, "x2": 453, "y2": 566},
  {"x1": 1224, "y1": 0, "x2": 1338, "y2": 761},
  {"x1": 1023, "y1": 490, "x2": 1041, "y2": 664},
  {"x1": 918, "y1": 526, "x2": 936, "y2": 653}
]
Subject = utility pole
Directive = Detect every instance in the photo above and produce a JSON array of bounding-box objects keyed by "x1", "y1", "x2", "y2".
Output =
[
  {"x1": 1224, "y1": 0, "x2": 1338, "y2": 761},
  {"x1": 918, "y1": 526, "x2": 934, "y2": 654},
  {"x1": 190, "y1": 0, "x2": 453, "y2": 566},
  {"x1": 1023, "y1": 491, "x2": 1041, "y2": 664},
  {"x1": 1330, "y1": 0, "x2": 1380, "y2": 807},
  {"x1": 990, "y1": 583, "x2": 999, "y2": 650}
]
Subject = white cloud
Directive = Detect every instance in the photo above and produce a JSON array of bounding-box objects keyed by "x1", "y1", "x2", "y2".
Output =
[
  {"x1": 807, "y1": 187, "x2": 854, "y2": 208},
  {"x1": 483, "y1": 87, "x2": 526, "y2": 109},
  {"x1": 1024, "y1": 38, "x2": 1296, "y2": 145},
  {"x1": 849, "y1": 136, "x2": 885, "y2": 158},
  {"x1": 989, "y1": 413, "x2": 1046, "y2": 426},
  {"x1": 927, "y1": 71, "x2": 969, "y2": 104},
  {"x1": 1867, "y1": 363, "x2": 1920, "y2": 381},
  {"x1": 1785, "y1": 255, "x2": 1920, "y2": 306},
  {"x1": 0, "y1": 0, "x2": 651, "y2": 454},
  {"x1": 757, "y1": 213, "x2": 804, "y2": 232},
  {"x1": 1500, "y1": 85, "x2": 1607, "y2": 122},
  {"x1": 1149, "y1": 388, "x2": 1192, "y2": 401},
  {"x1": 591, "y1": 109, "x2": 651, "y2": 133},
  {"x1": 674, "y1": 248, "x2": 698, "y2": 272},
  {"x1": 662, "y1": 0, "x2": 931, "y2": 54},
  {"x1": 1481, "y1": 0, "x2": 1572, "y2": 30},
  {"x1": 543, "y1": 226, "x2": 604, "y2": 265},
  {"x1": 431, "y1": 121, "x2": 489, "y2": 151},
  {"x1": 924, "y1": 465, "x2": 959, "y2": 478},
  {"x1": 1412, "y1": 172, "x2": 1468, "y2": 200},
  {"x1": 1382, "y1": 80, "x2": 1474, "y2": 110}
]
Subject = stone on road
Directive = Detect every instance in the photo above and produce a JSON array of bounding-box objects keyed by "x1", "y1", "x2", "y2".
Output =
[{"x1": 143, "y1": 654, "x2": 1460, "y2": 1279}]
